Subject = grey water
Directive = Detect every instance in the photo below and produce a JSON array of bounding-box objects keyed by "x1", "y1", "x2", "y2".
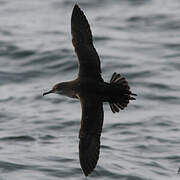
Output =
[{"x1": 0, "y1": 0, "x2": 180, "y2": 179}]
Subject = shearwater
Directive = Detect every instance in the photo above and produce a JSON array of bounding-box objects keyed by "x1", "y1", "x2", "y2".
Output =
[{"x1": 43, "y1": 4, "x2": 137, "y2": 177}]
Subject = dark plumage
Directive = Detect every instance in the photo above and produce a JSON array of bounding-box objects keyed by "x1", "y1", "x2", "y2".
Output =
[{"x1": 43, "y1": 4, "x2": 137, "y2": 176}]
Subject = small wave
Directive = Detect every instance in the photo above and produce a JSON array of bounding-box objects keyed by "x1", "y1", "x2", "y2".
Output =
[
  {"x1": 101, "y1": 145, "x2": 114, "y2": 150},
  {"x1": 0, "y1": 96, "x2": 14, "y2": 103},
  {"x1": 39, "y1": 135, "x2": 55, "y2": 140},
  {"x1": 164, "y1": 155, "x2": 180, "y2": 162},
  {"x1": 164, "y1": 53, "x2": 180, "y2": 59},
  {"x1": 160, "y1": 19, "x2": 180, "y2": 31},
  {"x1": 0, "y1": 70, "x2": 42, "y2": 85},
  {"x1": 94, "y1": 165, "x2": 146, "y2": 179},
  {"x1": 144, "y1": 93, "x2": 179, "y2": 103},
  {"x1": 127, "y1": 14, "x2": 167, "y2": 24},
  {"x1": 106, "y1": 121, "x2": 143, "y2": 131},
  {"x1": 22, "y1": 50, "x2": 62, "y2": 66},
  {"x1": 44, "y1": 156, "x2": 75, "y2": 163},
  {"x1": 126, "y1": 0, "x2": 152, "y2": 6},
  {"x1": 0, "y1": 161, "x2": 33, "y2": 173},
  {"x1": 0, "y1": 41, "x2": 36, "y2": 59},
  {"x1": 146, "y1": 82, "x2": 175, "y2": 91},
  {"x1": 46, "y1": 120, "x2": 79, "y2": 131},
  {"x1": 126, "y1": 70, "x2": 156, "y2": 79},
  {"x1": 0, "y1": 135, "x2": 36, "y2": 142}
]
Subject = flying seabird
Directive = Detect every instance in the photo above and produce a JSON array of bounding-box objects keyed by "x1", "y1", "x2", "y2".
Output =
[{"x1": 43, "y1": 4, "x2": 137, "y2": 176}]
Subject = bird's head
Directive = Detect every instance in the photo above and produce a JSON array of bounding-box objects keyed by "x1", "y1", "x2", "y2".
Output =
[{"x1": 43, "y1": 82, "x2": 67, "y2": 96}]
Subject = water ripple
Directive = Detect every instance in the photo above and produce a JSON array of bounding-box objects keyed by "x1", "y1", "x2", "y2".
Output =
[
  {"x1": 0, "y1": 0, "x2": 180, "y2": 179},
  {"x1": 0, "y1": 136, "x2": 36, "y2": 142}
]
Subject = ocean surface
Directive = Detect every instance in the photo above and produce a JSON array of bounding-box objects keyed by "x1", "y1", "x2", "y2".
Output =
[{"x1": 0, "y1": 0, "x2": 180, "y2": 179}]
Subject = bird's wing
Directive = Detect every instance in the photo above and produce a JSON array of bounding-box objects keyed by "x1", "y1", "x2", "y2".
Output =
[
  {"x1": 71, "y1": 4, "x2": 102, "y2": 80},
  {"x1": 78, "y1": 94, "x2": 104, "y2": 176}
]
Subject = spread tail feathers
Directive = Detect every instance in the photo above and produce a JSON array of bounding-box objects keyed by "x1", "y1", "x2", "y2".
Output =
[{"x1": 109, "y1": 72, "x2": 137, "y2": 113}]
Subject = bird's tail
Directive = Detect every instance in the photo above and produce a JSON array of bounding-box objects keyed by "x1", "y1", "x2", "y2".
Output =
[{"x1": 109, "y1": 72, "x2": 137, "y2": 113}]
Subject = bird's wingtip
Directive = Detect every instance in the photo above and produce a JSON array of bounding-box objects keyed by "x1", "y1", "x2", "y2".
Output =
[
  {"x1": 81, "y1": 168, "x2": 89, "y2": 177},
  {"x1": 73, "y1": 3, "x2": 80, "y2": 11},
  {"x1": 72, "y1": 3, "x2": 82, "y2": 19}
]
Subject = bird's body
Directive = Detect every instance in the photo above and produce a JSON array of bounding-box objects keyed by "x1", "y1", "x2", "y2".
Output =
[
  {"x1": 53, "y1": 78, "x2": 135, "y2": 102},
  {"x1": 43, "y1": 4, "x2": 136, "y2": 176}
]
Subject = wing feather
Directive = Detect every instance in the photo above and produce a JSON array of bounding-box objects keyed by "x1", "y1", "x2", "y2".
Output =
[
  {"x1": 71, "y1": 4, "x2": 102, "y2": 79},
  {"x1": 79, "y1": 95, "x2": 104, "y2": 176}
]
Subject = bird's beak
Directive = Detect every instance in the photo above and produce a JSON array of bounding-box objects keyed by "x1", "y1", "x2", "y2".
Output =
[{"x1": 43, "y1": 90, "x2": 53, "y2": 96}]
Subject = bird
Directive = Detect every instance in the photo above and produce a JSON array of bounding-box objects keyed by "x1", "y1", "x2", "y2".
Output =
[{"x1": 43, "y1": 4, "x2": 137, "y2": 177}]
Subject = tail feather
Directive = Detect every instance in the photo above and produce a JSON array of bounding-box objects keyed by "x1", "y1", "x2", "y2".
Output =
[
  {"x1": 110, "y1": 72, "x2": 118, "y2": 83},
  {"x1": 109, "y1": 103, "x2": 120, "y2": 113},
  {"x1": 109, "y1": 72, "x2": 136, "y2": 113},
  {"x1": 116, "y1": 103, "x2": 125, "y2": 110}
]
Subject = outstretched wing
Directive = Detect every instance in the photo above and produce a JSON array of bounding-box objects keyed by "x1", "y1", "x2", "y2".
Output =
[
  {"x1": 79, "y1": 95, "x2": 104, "y2": 176},
  {"x1": 71, "y1": 4, "x2": 102, "y2": 80}
]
